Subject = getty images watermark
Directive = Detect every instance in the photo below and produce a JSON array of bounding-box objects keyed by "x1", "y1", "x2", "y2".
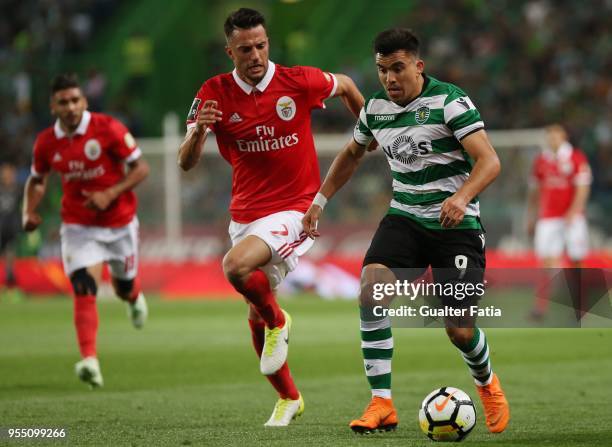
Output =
[
  {"x1": 362, "y1": 268, "x2": 612, "y2": 328},
  {"x1": 370, "y1": 279, "x2": 499, "y2": 318}
]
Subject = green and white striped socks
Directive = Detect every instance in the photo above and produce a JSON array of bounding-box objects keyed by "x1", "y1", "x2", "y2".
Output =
[
  {"x1": 360, "y1": 318, "x2": 492, "y2": 396},
  {"x1": 360, "y1": 315, "x2": 393, "y2": 398},
  {"x1": 456, "y1": 327, "x2": 493, "y2": 386}
]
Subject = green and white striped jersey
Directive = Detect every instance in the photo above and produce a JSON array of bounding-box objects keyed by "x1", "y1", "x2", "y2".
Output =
[{"x1": 353, "y1": 75, "x2": 484, "y2": 230}]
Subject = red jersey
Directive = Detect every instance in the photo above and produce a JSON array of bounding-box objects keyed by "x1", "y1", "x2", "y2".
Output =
[
  {"x1": 186, "y1": 61, "x2": 337, "y2": 223},
  {"x1": 31, "y1": 111, "x2": 142, "y2": 227},
  {"x1": 531, "y1": 142, "x2": 592, "y2": 218}
]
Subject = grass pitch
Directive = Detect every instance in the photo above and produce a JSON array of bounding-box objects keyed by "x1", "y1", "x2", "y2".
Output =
[{"x1": 1, "y1": 296, "x2": 611, "y2": 446}]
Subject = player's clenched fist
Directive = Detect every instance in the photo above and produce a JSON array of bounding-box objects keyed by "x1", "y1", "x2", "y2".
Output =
[
  {"x1": 22, "y1": 211, "x2": 42, "y2": 232},
  {"x1": 196, "y1": 100, "x2": 222, "y2": 132},
  {"x1": 439, "y1": 193, "x2": 468, "y2": 228},
  {"x1": 82, "y1": 189, "x2": 117, "y2": 211},
  {"x1": 302, "y1": 204, "x2": 322, "y2": 239}
]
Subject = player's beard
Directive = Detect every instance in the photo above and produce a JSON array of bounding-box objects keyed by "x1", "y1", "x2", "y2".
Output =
[{"x1": 245, "y1": 64, "x2": 266, "y2": 84}]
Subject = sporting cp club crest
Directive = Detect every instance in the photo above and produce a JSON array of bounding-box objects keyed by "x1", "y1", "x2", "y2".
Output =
[
  {"x1": 276, "y1": 96, "x2": 296, "y2": 121},
  {"x1": 415, "y1": 105, "x2": 430, "y2": 125},
  {"x1": 84, "y1": 139, "x2": 102, "y2": 160}
]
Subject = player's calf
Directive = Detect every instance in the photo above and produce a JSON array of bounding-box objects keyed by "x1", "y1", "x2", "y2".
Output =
[
  {"x1": 225, "y1": 257, "x2": 283, "y2": 326},
  {"x1": 112, "y1": 277, "x2": 148, "y2": 329},
  {"x1": 70, "y1": 269, "x2": 99, "y2": 359}
]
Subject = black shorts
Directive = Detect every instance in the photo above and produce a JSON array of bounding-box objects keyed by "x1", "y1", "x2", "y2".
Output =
[{"x1": 363, "y1": 213, "x2": 486, "y2": 307}]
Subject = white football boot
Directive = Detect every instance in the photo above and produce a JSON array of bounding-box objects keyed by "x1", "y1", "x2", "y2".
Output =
[
  {"x1": 264, "y1": 393, "x2": 304, "y2": 427},
  {"x1": 260, "y1": 310, "x2": 291, "y2": 375},
  {"x1": 127, "y1": 293, "x2": 148, "y2": 329},
  {"x1": 75, "y1": 357, "x2": 104, "y2": 388}
]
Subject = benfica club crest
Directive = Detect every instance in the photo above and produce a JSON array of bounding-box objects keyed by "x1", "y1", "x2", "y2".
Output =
[
  {"x1": 415, "y1": 105, "x2": 430, "y2": 125},
  {"x1": 84, "y1": 139, "x2": 102, "y2": 160},
  {"x1": 276, "y1": 96, "x2": 296, "y2": 121}
]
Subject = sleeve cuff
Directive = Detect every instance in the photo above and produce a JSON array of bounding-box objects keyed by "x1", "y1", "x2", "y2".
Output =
[
  {"x1": 186, "y1": 123, "x2": 212, "y2": 134},
  {"x1": 125, "y1": 147, "x2": 142, "y2": 163},
  {"x1": 30, "y1": 165, "x2": 44, "y2": 178},
  {"x1": 326, "y1": 73, "x2": 338, "y2": 99}
]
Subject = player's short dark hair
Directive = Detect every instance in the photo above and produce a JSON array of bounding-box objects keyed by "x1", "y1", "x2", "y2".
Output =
[
  {"x1": 224, "y1": 8, "x2": 266, "y2": 38},
  {"x1": 374, "y1": 28, "x2": 420, "y2": 57},
  {"x1": 50, "y1": 73, "x2": 81, "y2": 94}
]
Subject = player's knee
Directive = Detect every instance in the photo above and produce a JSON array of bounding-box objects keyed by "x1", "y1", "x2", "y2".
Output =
[
  {"x1": 222, "y1": 253, "x2": 251, "y2": 285},
  {"x1": 113, "y1": 278, "x2": 134, "y2": 299},
  {"x1": 70, "y1": 268, "x2": 98, "y2": 296},
  {"x1": 360, "y1": 268, "x2": 385, "y2": 306},
  {"x1": 360, "y1": 278, "x2": 387, "y2": 309},
  {"x1": 445, "y1": 327, "x2": 474, "y2": 348}
]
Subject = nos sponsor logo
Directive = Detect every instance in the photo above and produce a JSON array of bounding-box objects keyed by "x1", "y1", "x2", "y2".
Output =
[{"x1": 382, "y1": 136, "x2": 431, "y2": 165}]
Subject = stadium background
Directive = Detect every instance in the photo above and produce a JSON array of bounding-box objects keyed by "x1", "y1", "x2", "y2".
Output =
[
  {"x1": 1, "y1": 1, "x2": 611, "y2": 446},
  {"x1": 1, "y1": 0, "x2": 610, "y2": 296}
]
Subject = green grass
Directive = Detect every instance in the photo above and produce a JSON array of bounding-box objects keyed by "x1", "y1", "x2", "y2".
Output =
[{"x1": 1, "y1": 296, "x2": 611, "y2": 446}]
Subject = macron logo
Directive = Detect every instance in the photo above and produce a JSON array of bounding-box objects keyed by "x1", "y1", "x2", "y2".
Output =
[
  {"x1": 374, "y1": 115, "x2": 395, "y2": 121},
  {"x1": 229, "y1": 112, "x2": 243, "y2": 123}
]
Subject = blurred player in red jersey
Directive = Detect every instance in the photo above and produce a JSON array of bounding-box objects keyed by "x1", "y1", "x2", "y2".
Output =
[
  {"x1": 177, "y1": 8, "x2": 365, "y2": 426},
  {"x1": 526, "y1": 124, "x2": 592, "y2": 319},
  {"x1": 22, "y1": 73, "x2": 150, "y2": 388}
]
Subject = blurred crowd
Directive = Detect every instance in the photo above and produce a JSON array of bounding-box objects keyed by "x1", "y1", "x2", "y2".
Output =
[{"x1": 0, "y1": 0, "x2": 118, "y2": 170}]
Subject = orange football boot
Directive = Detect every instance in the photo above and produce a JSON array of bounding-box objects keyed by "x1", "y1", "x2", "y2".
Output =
[
  {"x1": 476, "y1": 373, "x2": 510, "y2": 433},
  {"x1": 349, "y1": 396, "x2": 398, "y2": 434}
]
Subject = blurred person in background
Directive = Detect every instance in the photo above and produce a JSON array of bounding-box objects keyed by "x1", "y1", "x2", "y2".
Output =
[
  {"x1": 178, "y1": 8, "x2": 366, "y2": 426},
  {"x1": 22, "y1": 73, "x2": 150, "y2": 388},
  {"x1": 0, "y1": 163, "x2": 21, "y2": 293},
  {"x1": 526, "y1": 124, "x2": 592, "y2": 320}
]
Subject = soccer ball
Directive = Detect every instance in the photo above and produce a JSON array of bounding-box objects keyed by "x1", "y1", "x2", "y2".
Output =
[{"x1": 418, "y1": 386, "x2": 476, "y2": 442}]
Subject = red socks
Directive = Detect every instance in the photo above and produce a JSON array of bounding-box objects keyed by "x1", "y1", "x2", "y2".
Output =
[
  {"x1": 236, "y1": 270, "x2": 285, "y2": 329},
  {"x1": 248, "y1": 319, "x2": 299, "y2": 400},
  {"x1": 127, "y1": 277, "x2": 141, "y2": 303},
  {"x1": 73, "y1": 294, "x2": 98, "y2": 358}
]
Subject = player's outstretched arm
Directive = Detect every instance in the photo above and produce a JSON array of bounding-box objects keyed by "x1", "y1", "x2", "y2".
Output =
[
  {"x1": 177, "y1": 100, "x2": 222, "y2": 171},
  {"x1": 331, "y1": 73, "x2": 365, "y2": 119},
  {"x1": 439, "y1": 129, "x2": 501, "y2": 228},
  {"x1": 302, "y1": 139, "x2": 367, "y2": 238},
  {"x1": 22, "y1": 174, "x2": 47, "y2": 232}
]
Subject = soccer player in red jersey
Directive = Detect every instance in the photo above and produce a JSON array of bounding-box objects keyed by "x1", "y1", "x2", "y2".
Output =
[
  {"x1": 22, "y1": 73, "x2": 150, "y2": 388},
  {"x1": 527, "y1": 124, "x2": 592, "y2": 319},
  {"x1": 177, "y1": 8, "x2": 365, "y2": 426}
]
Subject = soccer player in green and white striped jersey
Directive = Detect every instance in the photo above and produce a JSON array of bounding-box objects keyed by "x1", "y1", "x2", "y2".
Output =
[{"x1": 302, "y1": 28, "x2": 509, "y2": 434}]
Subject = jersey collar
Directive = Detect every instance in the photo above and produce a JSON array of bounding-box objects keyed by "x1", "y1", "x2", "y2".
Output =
[
  {"x1": 232, "y1": 61, "x2": 276, "y2": 94},
  {"x1": 543, "y1": 141, "x2": 572, "y2": 160},
  {"x1": 54, "y1": 110, "x2": 91, "y2": 139}
]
